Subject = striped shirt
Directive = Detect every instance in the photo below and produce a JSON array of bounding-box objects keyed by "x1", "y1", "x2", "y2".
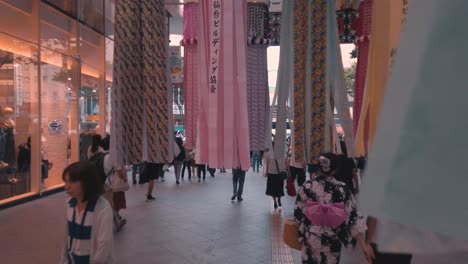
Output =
[{"x1": 61, "y1": 196, "x2": 114, "y2": 264}]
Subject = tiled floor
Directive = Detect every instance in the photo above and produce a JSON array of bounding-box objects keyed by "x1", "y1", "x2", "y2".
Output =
[{"x1": 0, "y1": 168, "x2": 364, "y2": 264}]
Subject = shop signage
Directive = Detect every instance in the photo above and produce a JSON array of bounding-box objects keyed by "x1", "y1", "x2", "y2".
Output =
[
  {"x1": 169, "y1": 46, "x2": 183, "y2": 84},
  {"x1": 14, "y1": 64, "x2": 23, "y2": 107},
  {"x1": 48, "y1": 120, "x2": 63, "y2": 132},
  {"x1": 269, "y1": 0, "x2": 282, "y2": 12}
]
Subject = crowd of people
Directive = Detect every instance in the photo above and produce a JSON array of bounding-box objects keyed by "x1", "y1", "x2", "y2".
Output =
[{"x1": 60, "y1": 132, "x2": 374, "y2": 264}]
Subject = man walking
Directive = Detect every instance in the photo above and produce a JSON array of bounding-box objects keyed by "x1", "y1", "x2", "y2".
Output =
[{"x1": 231, "y1": 167, "x2": 246, "y2": 202}]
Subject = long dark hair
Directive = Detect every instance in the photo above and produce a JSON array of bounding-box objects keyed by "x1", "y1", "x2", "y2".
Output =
[
  {"x1": 63, "y1": 161, "x2": 103, "y2": 202},
  {"x1": 175, "y1": 137, "x2": 183, "y2": 147},
  {"x1": 90, "y1": 134, "x2": 102, "y2": 153}
]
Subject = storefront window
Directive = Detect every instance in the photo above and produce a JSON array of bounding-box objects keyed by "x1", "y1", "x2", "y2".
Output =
[
  {"x1": 0, "y1": 1, "x2": 35, "y2": 44},
  {"x1": 40, "y1": 48, "x2": 79, "y2": 190},
  {"x1": 105, "y1": 0, "x2": 115, "y2": 39},
  {"x1": 105, "y1": 38, "x2": 113, "y2": 133},
  {"x1": 40, "y1": 2, "x2": 78, "y2": 56},
  {"x1": 42, "y1": 0, "x2": 78, "y2": 18},
  {"x1": 0, "y1": 33, "x2": 39, "y2": 202},
  {"x1": 78, "y1": 0, "x2": 104, "y2": 34},
  {"x1": 79, "y1": 65, "x2": 100, "y2": 133},
  {"x1": 0, "y1": 0, "x2": 111, "y2": 205}
]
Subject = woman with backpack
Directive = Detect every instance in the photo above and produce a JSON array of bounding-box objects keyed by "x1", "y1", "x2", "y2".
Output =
[{"x1": 173, "y1": 137, "x2": 186, "y2": 184}]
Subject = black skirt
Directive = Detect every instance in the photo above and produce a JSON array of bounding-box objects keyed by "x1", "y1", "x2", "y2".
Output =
[
  {"x1": 266, "y1": 173, "x2": 285, "y2": 197},
  {"x1": 143, "y1": 162, "x2": 163, "y2": 180}
]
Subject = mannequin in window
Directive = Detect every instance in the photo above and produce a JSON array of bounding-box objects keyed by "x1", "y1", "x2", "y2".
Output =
[
  {"x1": 41, "y1": 127, "x2": 53, "y2": 183},
  {"x1": 0, "y1": 107, "x2": 15, "y2": 168}
]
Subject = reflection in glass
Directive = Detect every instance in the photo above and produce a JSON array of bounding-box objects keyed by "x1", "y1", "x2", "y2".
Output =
[
  {"x1": 42, "y1": 0, "x2": 77, "y2": 17},
  {"x1": 105, "y1": 38, "x2": 113, "y2": 133},
  {"x1": 78, "y1": 0, "x2": 104, "y2": 34},
  {"x1": 0, "y1": 1, "x2": 35, "y2": 44},
  {"x1": 40, "y1": 2, "x2": 78, "y2": 56},
  {"x1": 0, "y1": 34, "x2": 38, "y2": 200},
  {"x1": 105, "y1": 0, "x2": 115, "y2": 38},
  {"x1": 40, "y1": 48, "x2": 77, "y2": 189}
]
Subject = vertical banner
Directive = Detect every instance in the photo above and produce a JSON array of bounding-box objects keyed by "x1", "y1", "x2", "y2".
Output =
[
  {"x1": 197, "y1": 0, "x2": 250, "y2": 169},
  {"x1": 209, "y1": 1, "x2": 221, "y2": 94}
]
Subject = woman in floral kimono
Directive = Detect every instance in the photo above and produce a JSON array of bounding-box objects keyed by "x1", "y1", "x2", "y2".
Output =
[{"x1": 294, "y1": 152, "x2": 374, "y2": 264}]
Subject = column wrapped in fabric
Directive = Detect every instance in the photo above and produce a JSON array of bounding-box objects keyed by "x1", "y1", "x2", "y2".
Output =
[
  {"x1": 111, "y1": 0, "x2": 169, "y2": 165},
  {"x1": 247, "y1": 0, "x2": 270, "y2": 152},
  {"x1": 141, "y1": 0, "x2": 170, "y2": 163},
  {"x1": 112, "y1": 0, "x2": 143, "y2": 165}
]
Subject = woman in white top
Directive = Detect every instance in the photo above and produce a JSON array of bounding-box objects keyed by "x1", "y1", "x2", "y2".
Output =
[{"x1": 61, "y1": 161, "x2": 114, "y2": 264}]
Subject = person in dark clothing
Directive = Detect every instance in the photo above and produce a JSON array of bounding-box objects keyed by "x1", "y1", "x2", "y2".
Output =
[
  {"x1": 231, "y1": 167, "x2": 246, "y2": 202},
  {"x1": 335, "y1": 140, "x2": 359, "y2": 194},
  {"x1": 208, "y1": 166, "x2": 216, "y2": 177},
  {"x1": 101, "y1": 134, "x2": 110, "y2": 151},
  {"x1": 197, "y1": 164, "x2": 206, "y2": 182},
  {"x1": 335, "y1": 154, "x2": 359, "y2": 195}
]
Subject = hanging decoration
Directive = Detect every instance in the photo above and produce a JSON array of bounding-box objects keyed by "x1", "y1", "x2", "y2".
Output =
[
  {"x1": 268, "y1": 12, "x2": 281, "y2": 46},
  {"x1": 354, "y1": 0, "x2": 409, "y2": 155},
  {"x1": 336, "y1": 8, "x2": 359, "y2": 44},
  {"x1": 361, "y1": 0, "x2": 468, "y2": 259},
  {"x1": 197, "y1": 0, "x2": 250, "y2": 170},
  {"x1": 272, "y1": 0, "x2": 293, "y2": 162},
  {"x1": 247, "y1": 0, "x2": 270, "y2": 152},
  {"x1": 292, "y1": 0, "x2": 308, "y2": 165},
  {"x1": 307, "y1": 0, "x2": 328, "y2": 163},
  {"x1": 336, "y1": 0, "x2": 361, "y2": 9},
  {"x1": 328, "y1": 0, "x2": 356, "y2": 156},
  {"x1": 181, "y1": 2, "x2": 199, "y2": 150},
  {"x1": 353, "y1": 0, "x2": 373, "y2": 134},
  {"x1": 111, "y1": 0, "x2": 172, "y2": 165}
]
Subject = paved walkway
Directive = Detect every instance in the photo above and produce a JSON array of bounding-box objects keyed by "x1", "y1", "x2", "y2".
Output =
[{"x1": 0, "y1": 168, "x2": 364, "y2": 264}]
